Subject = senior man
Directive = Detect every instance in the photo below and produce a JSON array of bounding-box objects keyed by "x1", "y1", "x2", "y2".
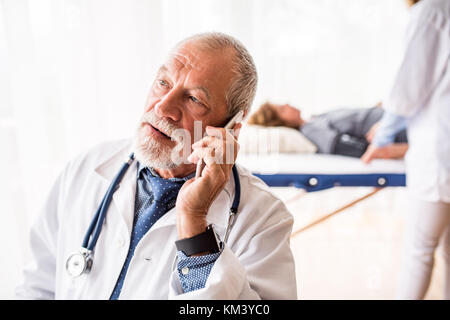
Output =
[{"x1": 15, "y1": 32, "x2": 297, "y2": 300}]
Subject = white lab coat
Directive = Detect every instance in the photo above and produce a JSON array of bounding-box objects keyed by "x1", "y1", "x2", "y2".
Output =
[
  {"x1": 383, "y1": 0, "x2": 450, "y2": 202},
  {"x1": 15, "y1": 139, "x2": 297, "y2": 300}
]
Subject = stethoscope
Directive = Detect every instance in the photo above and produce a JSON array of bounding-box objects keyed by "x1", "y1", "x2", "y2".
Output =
[{"x1": 66, "y1": 152, "x2": 241, "y2": 278}]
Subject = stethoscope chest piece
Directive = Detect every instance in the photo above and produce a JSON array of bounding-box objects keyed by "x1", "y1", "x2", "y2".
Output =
[{"x1": 66, "y1": 247, "x2": 93, "y2": 278}]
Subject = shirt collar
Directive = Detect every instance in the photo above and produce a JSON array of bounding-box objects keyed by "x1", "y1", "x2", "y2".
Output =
[{"x1": 136, "y1": 161, "x2": 195, "y2": 182}]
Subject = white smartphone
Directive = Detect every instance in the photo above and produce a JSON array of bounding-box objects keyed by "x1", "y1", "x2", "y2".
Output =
[{"x1": 195, "y1": 110, "x2": 244, "y2": 179}]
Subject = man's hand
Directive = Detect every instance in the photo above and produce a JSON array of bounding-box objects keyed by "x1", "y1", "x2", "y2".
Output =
[{"x1": 175, "y1": 123, "x2": 241, "y2": 240}]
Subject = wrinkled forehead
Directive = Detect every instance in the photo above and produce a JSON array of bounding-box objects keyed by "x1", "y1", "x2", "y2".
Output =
[
  {"x1": 165, "y1": 50, "x2": 205, "y2": 76},
  {"x1": 163, "y1": 42, "x2": 235, "y2": 87}
]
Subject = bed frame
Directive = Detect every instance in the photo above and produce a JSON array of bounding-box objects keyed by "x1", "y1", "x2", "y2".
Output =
[{"x1": 238, "y1": 153, "x2": 406, "y2": 237}]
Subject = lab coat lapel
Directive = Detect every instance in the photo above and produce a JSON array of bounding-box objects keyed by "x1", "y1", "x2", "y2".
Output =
[
  {"x1": 111, "y1": 165, "x2": 137, "y2": 236},
  {"x1": 206, "y1": 173, "x2": 235, "y2": 234},
  {"x1": 94, "y1": 145, "x2": 137, "y2": 237}
]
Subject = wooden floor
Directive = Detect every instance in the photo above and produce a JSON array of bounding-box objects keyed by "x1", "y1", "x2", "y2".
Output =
[{"x1": 272, "y1": 186, "x2": 446, "y2": 300}]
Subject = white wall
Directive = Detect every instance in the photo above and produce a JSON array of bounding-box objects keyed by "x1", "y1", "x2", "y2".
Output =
[{"x1": 0, "y1": 0, "x2": 409, "y2": 298}]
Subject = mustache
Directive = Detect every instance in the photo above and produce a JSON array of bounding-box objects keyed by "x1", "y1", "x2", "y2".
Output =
[{"x1": 140, "y1": 111, "x2": 181, "y2": 140}]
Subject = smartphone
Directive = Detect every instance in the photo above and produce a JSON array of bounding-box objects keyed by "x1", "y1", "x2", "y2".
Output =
[{"x1": 195, "y1": 110, "x2": 244, "y2": 179}]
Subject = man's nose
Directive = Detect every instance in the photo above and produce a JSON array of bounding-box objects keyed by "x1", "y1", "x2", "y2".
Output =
[{"x1": 154, "y1": 89, "x2": 182, "y2": 122}]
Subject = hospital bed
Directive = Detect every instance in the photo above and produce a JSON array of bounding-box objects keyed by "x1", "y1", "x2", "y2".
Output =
[{"x1": 237, "y1": 153, "x2": 406, "y2": 236}]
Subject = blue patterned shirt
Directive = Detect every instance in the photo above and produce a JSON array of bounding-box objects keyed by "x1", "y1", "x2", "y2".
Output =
[{"x1": 135, "y1": 163, "x2": 220, "y2": 293}]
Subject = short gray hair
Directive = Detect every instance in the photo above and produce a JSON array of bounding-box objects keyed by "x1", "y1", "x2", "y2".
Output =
[{"x1": 175, "y1": 32, "x2": 258, "y2": 117}]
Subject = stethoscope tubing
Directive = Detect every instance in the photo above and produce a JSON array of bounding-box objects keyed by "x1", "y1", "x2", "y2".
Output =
[
  {"x1": 83, "y1": 153, "x2": 135, "y2": 251},
  {"x1": 230, "y1": 166, "x2": 240, "y2": 213}
]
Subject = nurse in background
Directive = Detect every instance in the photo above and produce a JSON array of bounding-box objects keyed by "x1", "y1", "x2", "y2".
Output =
[{"x1": 362, "y1": 0, "x2": 450, "y2": 299}]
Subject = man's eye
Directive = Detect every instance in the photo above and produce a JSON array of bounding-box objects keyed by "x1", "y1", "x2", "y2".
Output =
[
  {"x1": 158, "y1": 80, "x2": 168, "y2": 86},
  {"x1": 189, "y1": 96, "x2": 201, "y2": 104}
]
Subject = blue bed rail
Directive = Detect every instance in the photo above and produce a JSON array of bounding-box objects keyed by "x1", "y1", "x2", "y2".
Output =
[{"x1": 253, "y1": 173, "x2": 406, "y2": 192}]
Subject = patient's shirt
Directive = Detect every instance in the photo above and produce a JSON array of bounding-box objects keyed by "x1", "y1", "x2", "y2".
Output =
[{"x1": 300, "y1": 106, "x2": 407, "y2": 157}]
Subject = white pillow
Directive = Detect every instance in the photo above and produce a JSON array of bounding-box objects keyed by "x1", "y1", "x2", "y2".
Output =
[{"x1": 238, "y1": 124, "x2": 317, "y2": 154}]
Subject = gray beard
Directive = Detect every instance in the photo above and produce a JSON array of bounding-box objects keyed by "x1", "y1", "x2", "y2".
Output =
[
  {"x1": 132, "y1": 125, "x2": 179, "y2": 169},
  {"x1": 132, "y1": 124, "x2": 193, "y2": 170}
]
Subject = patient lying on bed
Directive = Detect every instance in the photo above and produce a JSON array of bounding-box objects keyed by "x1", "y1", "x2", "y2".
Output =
[{"x1": 247, "y1": 102, "x2": 408, "y2": 159}]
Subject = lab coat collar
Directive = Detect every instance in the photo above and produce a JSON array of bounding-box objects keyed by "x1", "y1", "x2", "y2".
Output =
[{"x1": 93, "y1": 140, "x2": 234, "y2": 232}]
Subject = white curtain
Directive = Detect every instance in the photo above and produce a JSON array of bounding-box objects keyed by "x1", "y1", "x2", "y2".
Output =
[{"x1": 0, "y1": 0, "x2": 409, "y2": 298}]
